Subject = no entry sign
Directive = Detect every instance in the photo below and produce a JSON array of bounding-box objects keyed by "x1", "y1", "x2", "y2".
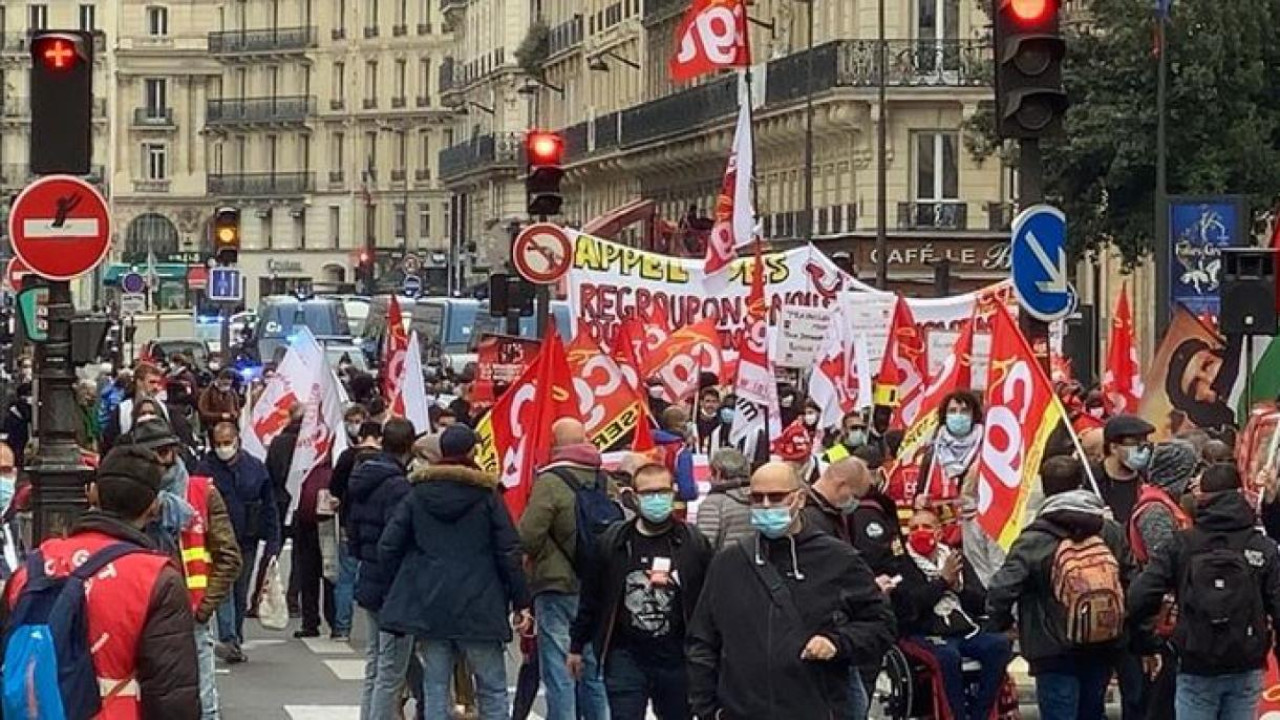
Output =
[
  {"x1": 8, "y1": 175, "x2": 112, "y2": 281},
  {"x1": 4, "y1": 257, "x2": 31, "y2": 291}
]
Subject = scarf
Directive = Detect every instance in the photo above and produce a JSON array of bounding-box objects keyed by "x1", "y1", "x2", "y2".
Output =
[
  {"x1": 933, "y1": 424, "x2": 984, "y2": 480},
  {"x1": 907, "y1": 543, "x2": 974, "y2": 628},
  {"x1": 158, "y1": 461, "x2": 195, "y2": 538},
  {"x1": 1038, "y1": 488, "x2": 1108, "y2": 519}
]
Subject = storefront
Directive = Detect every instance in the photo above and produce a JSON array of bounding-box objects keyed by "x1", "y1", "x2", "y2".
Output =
[
  {"x1": 237, "y1": 252, "x2": 355, "y2": 307},
  {"x1": 101, "y1": 261, "x2": 210, "y2": 311},
  {"x1": 807, "y1": 235, "x2": 1012, "y2": 295}
]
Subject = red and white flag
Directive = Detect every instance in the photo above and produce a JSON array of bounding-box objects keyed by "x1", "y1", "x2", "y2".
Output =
[
  {"x1": 809, "y1": 309, "x2": 873, "y2": 429},
  {"x1": 381, "y1": 295, "x2": 409, "y2": 401},
  {"x1": 670, "y1": 0, "x2": 751, "y2": 83},
  {"x1": 640, "y1": 316, "x2": 722, "y2": 404},
  {"x1": 875, "y1": 297, "x2": 929, "y2": 430},
  {"x1": 391, "y1": 330, "x2": 431, "y2": 434},
  {"x1": 475, "y1": 326, "x2": 580, "y2": 519},
  {"x1": 1102, "y1": 283, "x2": 1143, "y2": 414},
  {"x1": 704, "y1": 98, "x2": 756, "y2": 274},
  {"x1": 566, "y1": 331, "x2": 646, "y2": 448},
  {"x1": 642, "y1": 303, "x2": 672, "y2": 359},
  {"x1": 976, "y1": 304, "x2": 1065, "y2": 549},
  {"x1": 730, "y1": 243, "x2": 781, "y2": 445},
  {"x1": 281, "y1": 327, "x2": 350, "y2": 520}
]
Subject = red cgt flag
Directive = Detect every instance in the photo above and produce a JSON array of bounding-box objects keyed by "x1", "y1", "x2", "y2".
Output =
[
  {"x1": 1102, "y1": 282, "x2": 1143, "y2": 414},
  {"x1": 975, "y1": 304, "x2": 1065, "y2": 549},
  {"x1": 875, "y1": 297, "x2": 928, "y2": 430},
  {"x1": 566, "y1": 331, "x2": 646, "y2": 449},
  {"x1": 670, "y1": 0, "x2": 751, "y2": 83},
  {"x1": 640, "y1": 316, "x2": 722, "y2": 403},
  {"x1": 381, "y1": 295, "x2": 409, "y2": 401}
]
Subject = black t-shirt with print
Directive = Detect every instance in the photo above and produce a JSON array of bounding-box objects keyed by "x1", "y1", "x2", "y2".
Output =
[{"x1": 613, "y1": 531, "x2": 684, "y2": 661}]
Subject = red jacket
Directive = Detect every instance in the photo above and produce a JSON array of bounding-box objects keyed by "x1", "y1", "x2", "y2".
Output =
[{"x1": 5, "y1": 514, "x2": 200, "y2": 720}]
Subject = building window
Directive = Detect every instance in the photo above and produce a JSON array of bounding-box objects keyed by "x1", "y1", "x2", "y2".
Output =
[
  {"x1": 395, "y1": 130, "x2": 406, "y2": 170},
  {"x1": 29, "y1": 5, "x2": 48, "y2": 30},
  {"x1": 418, "y1": 58, "x2": 430, "y2": 101},
  {"x1": 300, "y1": 135, "x2": 311, "y2": 172},
  {"x1": 917, "y1": 0, "x2": 959, "y2": 74},
  {"x1": 394, "y1": 203, "x2": 406, "y2": 240},
  {"x1": 913, "y1": 131, "x2": 958, "y2": 201},
  {"x1": 335, "y1": 0, "x2": 346, "y2": 34},
  {"x1": 364, "y1": 61, "x2": 378, "y2": 104},
  {"x1": 146, "y1": 6, "x2": 168, "y2": 36},
  {"x1": 332, "y1": 61, "x2": 345, "y2": 103},
  {"x1": 366, "y1": 0, "x2": 379, "y2": 26},
  {"x1": 417, "y1": 130, "x2": 431, "y2": 178},
  {"x1": 334, "y1": 131, "x2": 345, "y2": 169},
  {"x1": 78, "y1": 4, "x2": 95, "y2": 31},
  {"x1": 329, "y1": 206, "x2": 341, "y2": 247},
  {"x1": 365, "y1": 131, "x2": 378, "y2": 175},
  {"x1": 144, "y1": 143, "x2": 167, "y2": 180},
  {"x1": 396, "y1": 0, "x2": 407, "y2": 24},
  {"x1": 418, "y1": 202, "x2": 430, "y2": 240},
  {"x1": 395, "y1": 59, "x2": 406, "y2": 99},
  {"x1": 144, "y1": 78, "x2": 167, "y2": 116}
]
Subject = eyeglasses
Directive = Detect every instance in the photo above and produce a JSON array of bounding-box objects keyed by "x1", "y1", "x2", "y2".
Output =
[
  {"x1": 634, "y1": 488, "x2": 673, "y2": 498},
  {"x1": 749, "y1": 490, "x2": 796, "y2": 505}
]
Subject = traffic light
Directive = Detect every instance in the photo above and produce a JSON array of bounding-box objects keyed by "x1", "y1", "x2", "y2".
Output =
[
  {"x1": 213, "y1": 207, "x2": 241, "y2": 265},
  {"x1": 357, "y1": 248, "x2": 374, "y2": 292},
  {"x1": 993, "y1": 0, "x2": 1068, "y2": 139},
  {"x1": 30, "y1": 31, "x2": 93, "y2": 175},
  {"x1": 525, "y1": 131, "x2": 564, "y2": 218}
]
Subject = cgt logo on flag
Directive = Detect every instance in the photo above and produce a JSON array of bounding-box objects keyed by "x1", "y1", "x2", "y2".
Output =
[{"x1": 670, "y1": 0, "x2": 751, "y2": 83}]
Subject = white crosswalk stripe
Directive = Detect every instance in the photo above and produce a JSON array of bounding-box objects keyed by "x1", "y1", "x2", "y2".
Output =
[
  {"x1": 322, "y1": 659, "x2": 367, "y2": 681},
  {"x1": 284, "y1": 705, "x2": 361, "y2": 720}
]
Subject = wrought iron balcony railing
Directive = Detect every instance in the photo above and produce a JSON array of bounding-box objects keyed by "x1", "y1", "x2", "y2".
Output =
[
  {"x1": 438, "y1": 132, "x2": 522, "y2": 182},
  {"x1": 208, "y1": 26, "x2": 317, "y2": 54},
  {"x1": 133, "y1": 107, "x2": 176, "y2": 126},
  {"x1": 206, "y1": 96, "x2": 315, "y2": 125},
  {"x1": 897, "y1": 201, "x2": 969, "y2": 231},
  {"x1": 208, "y1": 172, "x2": 315, "y2": 196}
]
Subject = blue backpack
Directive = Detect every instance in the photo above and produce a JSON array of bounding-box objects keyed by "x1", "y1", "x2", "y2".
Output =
[
  {"x1": 547, "y1": 467, "x2": 623, "y2": 576},
  {"x1": 3, "y1": 542, "x2": 146, "y2": 720}
]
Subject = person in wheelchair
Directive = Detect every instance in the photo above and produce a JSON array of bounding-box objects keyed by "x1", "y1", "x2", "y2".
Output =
[{"x1": 896, "y1": 508, "x2": 1013, "y2": 720}]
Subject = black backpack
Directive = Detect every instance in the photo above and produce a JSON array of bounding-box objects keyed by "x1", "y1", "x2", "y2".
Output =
[
  {"x1": 547, "y1": 467, "x2": 622, "y2": 576},
  {"x1": 1177, "y1": 528, "x2": 1269, "y2": 668}
]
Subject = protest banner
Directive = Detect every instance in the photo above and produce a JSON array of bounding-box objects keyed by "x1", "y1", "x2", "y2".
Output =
[{"x1": 473, "y1": 334, "x2": 542, "y2": 403}]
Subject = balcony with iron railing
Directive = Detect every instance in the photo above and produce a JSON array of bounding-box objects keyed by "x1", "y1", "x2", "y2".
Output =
[
  {"x1": 548, "y1": 14, "x2": 584, "y2": 57},
  {"x1": 438, "y1": 132, "x2": 523, "y2": 182},
  {"x1": 133, "y1": 107, "x2": 176, "y2": 127},
  {"x1": 642, "y1": 0, "x2": 687, "y2": 24},
  {"x1": 897, "y1": 201, "x2": 969, "y2": 231},
  {"x1": 208, "y1": 172, "x2": 315, "y2": 196},
  {"x1": 0, "y1": 96, "x2": 107, "y2": 119},
  {"x1": 208, "y1": 26, "x2": 317, "y2": 54},
  {"x1": 0, "y1": 31, "x2": 107, "y2": 57},
  {"x1": 206, "y1": 96, "x2": 315, "y2": 125}
]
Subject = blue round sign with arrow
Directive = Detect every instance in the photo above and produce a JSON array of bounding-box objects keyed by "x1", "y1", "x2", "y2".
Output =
[{"x1": 1011, "y1": 204, "x2": 1073, "y2": 323}]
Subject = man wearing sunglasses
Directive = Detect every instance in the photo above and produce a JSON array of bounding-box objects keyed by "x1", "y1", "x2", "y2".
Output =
[{"x1": 687, "y1": 462, "x2": 895, "y2": 719}]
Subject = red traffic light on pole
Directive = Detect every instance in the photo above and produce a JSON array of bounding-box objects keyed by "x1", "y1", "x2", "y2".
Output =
[
  {"x1": 1008, "y1": 0, "x2": 1052, "y2": 23},
  {"x1": 525, "y1": 131, "x2": 565, "y2": 218},
  {"x1": 29, "y1": 31, "x2": 93, "y2": 175},
  {"x1": 993, "y1": 0, "x2": 1067, "y2": 139}
]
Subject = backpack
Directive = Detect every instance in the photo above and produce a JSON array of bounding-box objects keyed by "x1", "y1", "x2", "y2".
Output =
[
  {"x1": 1050, "y1": 534, "x2": 1126, "y2": 647},
  {"x1": 547, "y1": 467, "x2": 622, "y2": 576},
  {"x1": 3, "y1": 542, "x2": 147, "y2": 720},
  {"x1": 1177, "y1": 528, "x2": 1269, "y2": 668}
]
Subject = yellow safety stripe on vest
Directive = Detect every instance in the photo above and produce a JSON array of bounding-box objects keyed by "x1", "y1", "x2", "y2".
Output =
[
  {"x1": 181, "y1": 546, "x2": 211, "y2": 563},
  {"x1": 187, "y1": 574, "x2": 208, "y2": 590},
  {"x1": 823, "y1": 443, "x2": 851, "y2": 464}
]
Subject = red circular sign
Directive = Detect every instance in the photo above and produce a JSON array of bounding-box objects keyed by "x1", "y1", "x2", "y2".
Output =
[
  {"x1": 8, "y1": 175, "x2": 112, "y2": 281},
  {"x1": 513, "y1": 223, "x2": 573, "y2": 284},
  {"x1": 4, "y1": 257, "x2": 31, "y2": 291}
]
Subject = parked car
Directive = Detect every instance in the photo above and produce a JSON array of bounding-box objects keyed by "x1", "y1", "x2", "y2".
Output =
[
  {"x1": 253, "y1": 294, "x2": 352, "y2": 364},
  {"x1": 140, "y1": 338, "x2": 212, "y2": 371}
]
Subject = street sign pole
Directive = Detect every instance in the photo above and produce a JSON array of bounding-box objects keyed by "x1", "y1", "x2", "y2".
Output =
[{"x1": 1018, "y1": 139, "x2": 1051, "y2": 376}]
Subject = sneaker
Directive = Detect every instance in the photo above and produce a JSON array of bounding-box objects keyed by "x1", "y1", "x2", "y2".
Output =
[
  {"x1": 293, "y1": 628, "x2": 321, "y2": 639},
  {"x1": 330, "y1": 631, "x2": 351, "y2": 641}
]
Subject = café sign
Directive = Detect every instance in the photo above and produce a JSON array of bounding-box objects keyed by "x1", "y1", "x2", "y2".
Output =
[{"x1": 850, "y1": 239, "x2": 1011, "y2": 274}]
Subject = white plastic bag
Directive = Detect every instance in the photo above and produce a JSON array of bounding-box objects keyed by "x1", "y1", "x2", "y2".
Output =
[
  {"x1": 257, "y1": 556, "x2": 289, "y2": 631},
  {"x1": 319, "y1": 518, "x2": 340, "y2": 585}
]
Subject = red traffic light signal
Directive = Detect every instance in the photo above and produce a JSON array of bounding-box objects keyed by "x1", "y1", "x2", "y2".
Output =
[
  {"x1": 1008, "y1": 0, "x2": 1053, "y2": 23},
  {"x1": 30, "y1": 31, "x2": 93, "y2": 175},
  {"x1": 358, "y1": 249, "x2": 371, "y2": 264},
  {"x1": 526, "y1": 131, "x2": 563, "y2": 165}
]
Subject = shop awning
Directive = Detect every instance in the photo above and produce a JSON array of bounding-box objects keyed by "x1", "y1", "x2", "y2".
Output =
[{"x1": 102, "y1": 263, "x2": 189, "y2": 284}]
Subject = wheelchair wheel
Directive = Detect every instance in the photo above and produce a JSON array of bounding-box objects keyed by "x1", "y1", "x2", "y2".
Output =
[{"x1": 867, "y1": 645, "x2": 914, "y2": 720}]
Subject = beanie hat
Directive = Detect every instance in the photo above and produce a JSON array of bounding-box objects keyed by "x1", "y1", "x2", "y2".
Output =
[
  {"x1": 1149, "y1": 440, "x2": 1198, "y2": 497},
  {"x1": 440, "y1": 425, "x2": 477, "y2": 459},
  {"x1": 96, "y1": 446, "x2": 164, "y2": 516}
]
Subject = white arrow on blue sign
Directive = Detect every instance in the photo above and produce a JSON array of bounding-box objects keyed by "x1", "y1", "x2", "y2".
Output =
[{"x1": 1010, "y1": 204, "x2": 1073, "y2": 322}]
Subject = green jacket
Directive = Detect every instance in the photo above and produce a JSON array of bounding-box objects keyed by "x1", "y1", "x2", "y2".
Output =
[{"x1": 518, "y1": 462, "x2": 605, "y2": 596}]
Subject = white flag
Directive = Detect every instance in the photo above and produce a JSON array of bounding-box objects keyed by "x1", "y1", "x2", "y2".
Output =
[
  {"x1": 810, "y1": 314, "x2": 873, "y2": 430},
  {"x1": 393, "y1": 331, "x2": 431, "y2": 434}
]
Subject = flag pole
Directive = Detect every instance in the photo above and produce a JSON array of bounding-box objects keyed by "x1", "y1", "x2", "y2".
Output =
[
  {"x1": 1154, "y1": 3, "x2": 1170, "y2": 337},
  {"x1": 1054, "y1": 395, "x2": 1102, "y2": 496}
]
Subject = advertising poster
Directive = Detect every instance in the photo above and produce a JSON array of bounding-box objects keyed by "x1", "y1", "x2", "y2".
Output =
[
  {"x1": 1167, "y1": 195, "x2": 1244, "y2": 322},
  {"x1": 472, "y1": 334, "x2": 542, "y2": 403},
  {"x1": 1138, "y1": 304, "x2": 1242, "y2": 438}
]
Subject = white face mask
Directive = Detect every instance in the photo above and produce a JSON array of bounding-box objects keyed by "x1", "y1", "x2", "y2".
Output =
[
  {"x1": 215, "y1": 443, "x2": 237, "y2": 461},
  {"x1": 803, "y1": 412, "x2": 819, "y2": 427}
]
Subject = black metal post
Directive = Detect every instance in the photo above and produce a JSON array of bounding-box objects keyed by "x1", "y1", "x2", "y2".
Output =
[
  {"x1": 218, "y1": 304, "x2": 231, "y2": 362},
  {"x1": 29, "y1": 280, "x2": 93, "y2": 541},
  {"x1": 933, "y1": 258, "x2": 952, "y2": 298},
  {"x1": 1154, "y1": 16, "x2": 1170, "y2": 338},
  {"x1": 875, "y1": 0, "x2": 889, "y2": 288},
  {"x1": 1017, "y1": 138, "x2": 1051, "y2": 375},
  {"x1": 802, "y1": 0, "x2": 814, "y2": 243}
]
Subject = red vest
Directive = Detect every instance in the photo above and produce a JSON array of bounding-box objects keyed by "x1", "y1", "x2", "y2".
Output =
[
  {"x1": 6, "y1": 531, "x2": 170, "y2": 720},
  {"x1": 1128, "y1": 483, "x2": 1192, "y2": 564},
  {"x1": 180, "y1": 476, "x2": 213, "y2": 613}
]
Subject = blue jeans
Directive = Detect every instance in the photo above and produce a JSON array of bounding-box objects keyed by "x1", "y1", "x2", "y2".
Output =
[
  {"x1": 535, "y1": 592, "x2": 609, "y2": 720},
  {"x1": 847, "y1": 668, "x2": 869, "y2": 720},
  {"x1": 421, "y1": 640, "x2": 508, "y2": 720},
  {"x1": 603, "y1": 646, "x2": 688, "y2": 720},
  {"x1": 910, "y1": 633, "x2": 1012, "y2": 720},
  {"x1": 1175, "y1": 670, "x2": 1264, "y2": 720},
  {"x1": 333, "y1": 538, "x2": 357, "y2": 634},
  {"x1": 217, "y1": 547, "x2": 255, "y2": 644},
  {"x1": 1035, "y1": 661, "x2": 1113, "y2": 720},
  {"x1": 360, "y1": 609, "x2": 417, "y2": 720},
  {"x1": 195, "y1": 622, "x2": 219, "y2": 719}
]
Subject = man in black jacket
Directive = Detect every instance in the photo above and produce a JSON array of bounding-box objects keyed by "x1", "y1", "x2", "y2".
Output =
[
  {"x1": 347, "y1": 417, "x2": 415, "y2": 720},
  {"x1": 378, "y1": 424, "x2": 530, "y2": 718},
  {"x1": 1128, "y1": 463, "x2": 1280, "y2": 720},
  {"x1": 569, "y1": 462, "x2": 713, "y2": 719},
  {"x1": 986, "y1": 456, "x2": 1136, "y2": 720},
  {"x1": 687, "y1": 461, "x2": 895, "y2": 719}
]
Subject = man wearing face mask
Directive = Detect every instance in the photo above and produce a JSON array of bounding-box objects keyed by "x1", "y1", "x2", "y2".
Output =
[
  {"x1": 1094, "y1": 414, "x2": 1156, "y2": 527},
  {"x1": 569, "y1": 463, "x2": 713, "y2": 719},
  {"x1": 4, "y1": 446, "x2": 200, "y2": 718},
  {"x1": 694, "y1": 387, "x2": 722, "y2": 454},
  {"x1": 129, "y1": 419, "x2": 242, "y2": 719},
  {"x1": 802, "y1": 458, "x2": 871, "y2": 543},
  {"x1": 645, "y1": 378, "x2": 671, "y2": 419},
  {"x1": 195, "y1": 421, "x2": 281, "y2": 664},
  {"x1": 822, "y1": 411, "x2": 871, "y2": 465},
  {"x1": 687, "y1": 462, "x2": 896, "y2": 719},
  {"x1": 198, "y1": 369, "x2": 242, "y2": 438}
]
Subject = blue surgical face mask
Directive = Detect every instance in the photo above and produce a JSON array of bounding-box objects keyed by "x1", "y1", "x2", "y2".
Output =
[
  {"x1": 844, "y1": 429, "x2": 867, "y2": 448},
  {"x1": 751, "y1": 506, "x2": 795, "y2": 539},
  {"x1": 719, "y1": 407, "x2": 734, "y2": 425},
  {"x1": 945, "y1": 412, "x2": 973, "y2": 437},
  {"x1": 638, "y1": 493, "x2": 674, "y2": 524},
  {"x1": 1124, "y1": 445, "x2": 1152, "y2": 472},
  {"x1": 0, "y1": 473, "x2": 14, "y2": 514}
]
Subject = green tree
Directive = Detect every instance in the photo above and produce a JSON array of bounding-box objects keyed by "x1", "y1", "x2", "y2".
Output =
[{"x1": 973, "y1": 0, "x2": 1280, "y2": 264}]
